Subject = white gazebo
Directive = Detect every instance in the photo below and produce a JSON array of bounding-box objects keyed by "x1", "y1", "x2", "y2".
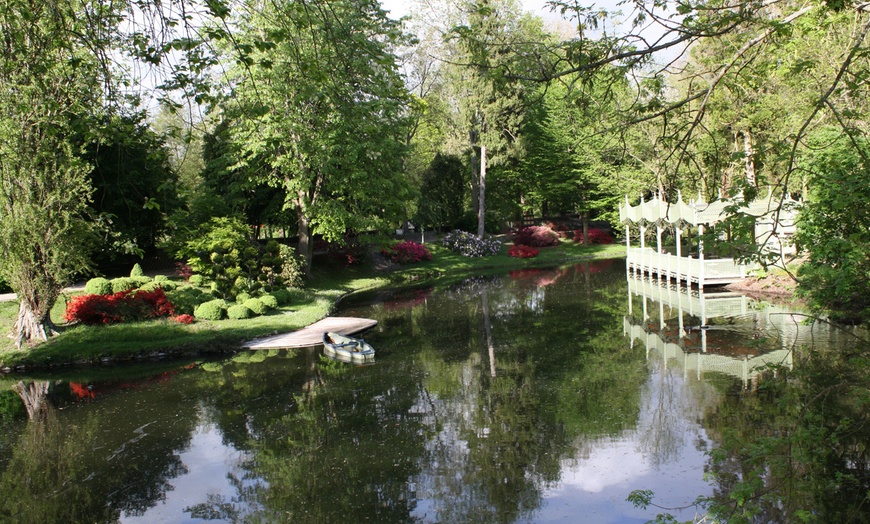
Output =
[{"x1": 619, "y1": 190, "x2": 798, "y2": 289}]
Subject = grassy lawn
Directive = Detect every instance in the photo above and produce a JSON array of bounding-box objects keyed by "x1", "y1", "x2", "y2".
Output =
[{"x1": 0, "y1": 239, "x2": 623, "y2": 370}]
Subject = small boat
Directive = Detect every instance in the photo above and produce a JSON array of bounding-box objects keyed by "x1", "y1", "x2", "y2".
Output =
[{"x1": 322, "y1": 332, "x2": 375, "y2": 363}]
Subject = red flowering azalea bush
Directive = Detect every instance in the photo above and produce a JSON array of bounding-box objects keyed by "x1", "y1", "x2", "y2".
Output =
[
  {"x1": 573, "y1": 228, "x2": 615, "y2": 244},
  {"x1": 382, "y1": 241, "x2": 432, "y2": 264},
  {"x1": 508, "y1": 245, "x2": 540, "y2": 258},
  {"x1": 64, "y1": 289, "x2": 175, "y2": 326},
  {"x1": 513, "y1": 226, "x2": 559, "y2": 247},
  {"x1": 173, "y1": 314, "x2": 195, "y2": 324}
]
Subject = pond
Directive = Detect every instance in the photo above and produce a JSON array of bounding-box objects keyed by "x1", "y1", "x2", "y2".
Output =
[{"x1": 0, "y1": 260, "x2": 867, "y2": 523}]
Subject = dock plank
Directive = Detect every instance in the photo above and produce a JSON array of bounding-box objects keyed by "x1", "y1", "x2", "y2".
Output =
[{"x1": 242, "y1": 317, "x2": 378, "y2": 349}]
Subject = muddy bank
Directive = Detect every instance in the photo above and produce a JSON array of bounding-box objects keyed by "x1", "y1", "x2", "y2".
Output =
[{"x1": 725, "y1": 273, "x2": 798, "y2": 300}]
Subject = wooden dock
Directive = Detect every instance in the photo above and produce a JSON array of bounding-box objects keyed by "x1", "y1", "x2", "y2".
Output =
[{"x1": 242, "y1": 317, "x2": 378, "y2": 350}]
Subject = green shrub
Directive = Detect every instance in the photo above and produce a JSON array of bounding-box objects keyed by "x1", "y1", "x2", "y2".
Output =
[
  {"x1": 243, "y1": 298, "x2": 268, "y2": 315},
  {"x1": 130, "y1": 263, "x2": 145, "y2": 277},
  {"x1": 194, "y1": 299, "x2": 227, "y2": 321},
  {"x1": 189, "y1": 274, "x2": 204, "y2": 287},
  {"x1": 84, "y1": 277, "x2": 112, "y2": 295},
  {"x1": 154, "y1": 274, "x2": 168, "y2": 282},
  {"x1": 111, "y1": 277, "x2": 136, "y2": 293},
  {"x1": 139, "y1": 280, "x2": 178, "y2": 292},
  {"x1": 227, "y1": 304, "x2": 253, "y2": 320},
  {"x1": 279, "y1": 244, "x2": 305, "y2": 288},
  {"x1": 260, "y1": 294, "x2": 278, "y2": 310},
  {"x1": 167, "y1": 286, "x2": 209, "y2": 316},
  {"x1": 131, "y1": 275, "x2": 152, "y2": 287},
  {"x1": 270, "y1": 288, "x2": 293, "y2": 306},
  {"x1": 235, "y1": 291, "x2": 251, "y2": 303}
]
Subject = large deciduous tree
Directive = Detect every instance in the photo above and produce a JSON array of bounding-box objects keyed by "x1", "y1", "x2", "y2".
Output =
[
  {"x1": 0, "y1": 0, "x2": 104, "y2": 347},
  {"x1": 451, "y1": 0, "x2": 541, "y2": 237},
  {"x1": 214, "y1": 0, "x2": 412, "y2": 275}
]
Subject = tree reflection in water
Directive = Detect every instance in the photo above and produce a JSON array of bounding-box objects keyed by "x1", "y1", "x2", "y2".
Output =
[{"x1": 0, "y1": 262, "x2": 866, "y2": 522}]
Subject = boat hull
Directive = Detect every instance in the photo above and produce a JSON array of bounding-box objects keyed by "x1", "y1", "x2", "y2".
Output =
[{"x1": 322, "y1": 332, "x2": 375, "y2": 363}]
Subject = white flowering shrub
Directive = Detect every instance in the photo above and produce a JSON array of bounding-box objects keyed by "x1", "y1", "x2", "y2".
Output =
[{"x1": 440, "y1": 230, "x2": 502, "y2": 258}]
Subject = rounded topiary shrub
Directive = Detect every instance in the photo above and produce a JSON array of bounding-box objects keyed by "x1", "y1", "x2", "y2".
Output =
[
  {"x1": 227, "y1": 304, "x2": 253, "y2": 320},
  {"x1": 167, "y1": 286, "x2": 209, "y2": 316},
  {"x1": 235, "y1": 292, "x2": 251, "y2": 304},
  {"x1": 194, "y1": 299, "x2": 227, "y2": 321},
  {"x1": 260, "y1": 294, "x2": 278, "y2": 310},
  {"x1": 130, "y1": 263, "x2": 145, "y2": 277},
  {"x1": 84, "y1": 277, "x2": 112, "y2": 295},
  {"x1": 154, "y1": 274, "x2": 168, "y2": 282},
  {"x1": 189, "y1": 274, "x2": 204, "y2": 287},
  {"x1": 139, "y1": 280, "x2": 178, "y2": 292},
  {"x1": 111, "y1": 277, "x2": 136, "y2": 293},
  {"x1": 131, "y1": 276, "x2": 152, "y2": 287},
  {"x1": 270, "y1": 288, "x2": 293, "y2": 306},
  {"x1": 243, "y1": 298, "x2": 268, "y2": 315}
]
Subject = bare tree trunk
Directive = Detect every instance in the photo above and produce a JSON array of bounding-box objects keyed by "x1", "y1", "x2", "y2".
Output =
[
  {"x1": 470, "y1": 131, "x2": 480, "y2": 222},
  {"x1": 743, "y1": 129, "x2": 756, "y2": 187},
  {"x1": 10, "y1": 287, "x2": 58, "y2": 349},
  {"x1": 477, "y1": 143, "x2": 487, "y2": 239},
  {"x1": 12, "y1": 381, "x2": 50, "y2": 419},
  {"x1": 582, "y1": 215, "x2": 590, "y2": 246},
  {"x1": 295, "y1": 192, "x2": 313, "y2": 278}
]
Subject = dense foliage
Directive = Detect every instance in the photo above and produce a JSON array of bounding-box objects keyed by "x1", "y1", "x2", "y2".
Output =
[
  {"x1": 795, "y1": 129, "x2": 870, "y2": 322},
  {"x1": 508, "y1": 245, "x2": 539, "y2": 258},
  {"x1": 512, "y1": 226, "x2": 559, "y2": 247},
  {"x1": 573, "y1": 228, "x2": 614, "y2": 245},
  {"x1": 64, "y1": 289, "x2": 174, "y2": 325},
  {"x1": 382, "y1": 241, "x2": 433, "y2": 264}
]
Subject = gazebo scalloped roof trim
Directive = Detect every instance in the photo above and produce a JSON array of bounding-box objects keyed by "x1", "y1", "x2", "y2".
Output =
[{"x1": 619, "y1": 190, "x2": 798, "y2": 226}]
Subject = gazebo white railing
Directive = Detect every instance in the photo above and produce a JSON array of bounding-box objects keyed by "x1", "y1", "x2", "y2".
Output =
[{"x1": 619, "y1": 190, "x2": 798, "y2": 288}]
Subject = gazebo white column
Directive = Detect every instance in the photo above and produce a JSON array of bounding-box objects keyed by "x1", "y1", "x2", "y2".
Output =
[
  {"x1": 698, "y1": 224, "x2": 705, "y2": 291},
  {"x1": 675, "y1": 225, "x2": 683, "y2": 285}
]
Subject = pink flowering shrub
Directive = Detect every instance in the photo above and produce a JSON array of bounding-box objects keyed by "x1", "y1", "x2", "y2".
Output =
[
  {"x1": 513, "y1": 226, "x2": 559, "y2": 247},
  {"x1": 508, "y1": 245, "x2": 540, "y2": 258},
  {"x1": 64, "y1": 289, "x2": 175, "y2": 326},
  {"x1": 573, "y1": 228, "x2": 615, "y2": 244},
  {"x1": 173, "y1": 314, "x2": 195, "y2": 324},
  {"x1": 382, "y1": 241, "x2": 432, "y2": 264}
]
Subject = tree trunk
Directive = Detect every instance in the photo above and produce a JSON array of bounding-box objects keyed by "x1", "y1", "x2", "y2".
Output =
[
  {"x1": 470, "y1": 132, "x2": 480, "y2": 221},
  {"x1": 743, "y1": 129, "x2": 756, "y2": 187},
  {"x1": 582, "y1": 215, "x2": 590, "y2": 246},
  {"x1": 477, "y1": 143, "x2": 487, "y2": 238},
  {"x1": 12, "y1": 381, "x2": 50, "y2": 419},
  {"x1": 11, "y1": 288, "x2": 58, "y2": 349},
  {"x1": 295, "y1": 192, "x2": 313, "y2": 278}
]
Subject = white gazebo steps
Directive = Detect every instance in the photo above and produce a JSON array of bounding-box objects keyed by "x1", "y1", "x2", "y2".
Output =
[{"x1": 242, "y1": 316, "x2": 378, "y2": 349}]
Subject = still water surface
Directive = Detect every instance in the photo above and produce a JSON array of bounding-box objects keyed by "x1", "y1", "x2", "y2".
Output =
[{"x1": 0, "y1": 260, "x2": 852, "y2": 523}]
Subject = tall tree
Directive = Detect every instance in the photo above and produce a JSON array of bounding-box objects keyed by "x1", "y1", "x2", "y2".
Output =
[
  {"x1": 451, "y1": 0, "x2": 543, "y2": 237},
  {"x1": 216, "y1": 0, "x2": 413, "y2": 274},
  {"x1": 87, "y1": 112, "x2": 181, "y2": 263},
  {"x1": 0, "y1": 0, "x2": 106, "y2": 347}
]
